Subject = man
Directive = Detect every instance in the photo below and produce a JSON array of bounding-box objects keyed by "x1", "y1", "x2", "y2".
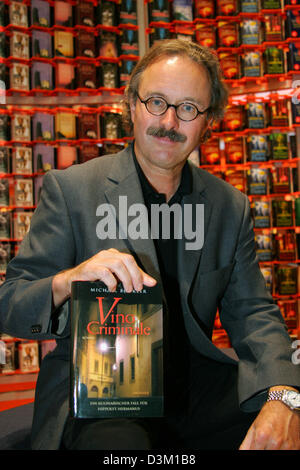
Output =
[{"x1": 0, "y1": 40, "x2": 299, "y2": 450}]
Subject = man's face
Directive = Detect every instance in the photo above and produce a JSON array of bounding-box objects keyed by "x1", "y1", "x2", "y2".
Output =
[{"x1": 130, "y1": 55, "x2": 212, "y2": 172}]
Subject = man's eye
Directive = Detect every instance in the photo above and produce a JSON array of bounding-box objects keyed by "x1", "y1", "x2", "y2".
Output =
[
  {"x1": 150, "y1": 98, "x2": 164, "y2": 107},
  {"x1": 181, "y1": 103, "x2": 196, "y2": 113}
]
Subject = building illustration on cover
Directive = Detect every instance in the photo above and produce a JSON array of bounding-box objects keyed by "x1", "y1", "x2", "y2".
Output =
[{"x1": 78, "y1": 302, "x2": 163, "y2": 399}]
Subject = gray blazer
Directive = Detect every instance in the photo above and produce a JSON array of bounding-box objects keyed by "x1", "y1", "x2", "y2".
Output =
[{"x1": 0, "y1": 146, "x2": 299, "y2": 450}]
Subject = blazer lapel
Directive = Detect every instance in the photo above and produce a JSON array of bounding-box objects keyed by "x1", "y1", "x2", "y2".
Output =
[
  {"x1": 177, "y1": 163, "x2": 213, "y2": 294},
  {"x1": 103, "y1": 146, "x2": 160, "y2": 281}
]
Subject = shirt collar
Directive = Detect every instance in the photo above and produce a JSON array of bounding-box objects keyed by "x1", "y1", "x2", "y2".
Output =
[{"x1": 131, "y1": 142, "x2": 192, "y2": 203}]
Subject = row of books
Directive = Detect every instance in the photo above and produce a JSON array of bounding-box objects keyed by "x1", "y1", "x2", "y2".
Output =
[
  {"x1": 0, "y1": 102, "x2": 297, "y2": 145},
  {"x1": 0, "y1": 337, "x2": 56, "y2": 375},
  {"x1": 151, "y1": 12, "x2": 300, "y2": 46},
  {"x1": 251, "y1": 198, "x2": 300, "y2": 228},
  {"x1": 0, "y1": 177, "x2": 41, "y2": 209},
  {"x1": 255, "y1": 230, "x2": 299, "y2": 261},
  {"x1": 0, "y1": 109, "x2": 127, "y2": 143},
  {"x1": 148, "y1": 0, "x2": 295, "y2": 22},
  {"x1": 226, "y1": 167, "x2": 299, "y2": 196},
  {"x1": 0, "y1": 58, "x2": 136, "y2": 93},
  {"x1": 200, "y1": 133, "x2": 296, "y2": 165},
  {"x1": 0, "y1": 142, "x2": 124, "y2": 174},
  {"x1": 0, "y1": 0, "x2": 138, "y2": 29},
  {"x1": 0, "y1": 29, "x2": 138, "y2": 65},
  {"x1": 1, "y1": 44, "x2": 297, "y2": 93},
  {"x1": 213, "y1": 101, "x2": 297, "y2": 133},
  {"x1": 2, "y1": 0, "x2": 296, "y2": 31},
  {"x1": 261, "y1": 264, "x2": 299, "y2": 296},
  {"x1": 210, "y1": 168, "x2": 299, "y2": 199}
]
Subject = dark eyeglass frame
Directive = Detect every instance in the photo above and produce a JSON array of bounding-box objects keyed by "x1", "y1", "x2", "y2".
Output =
[{"x1": 136, "y1": 93, "x2": 211, "y2": 122}]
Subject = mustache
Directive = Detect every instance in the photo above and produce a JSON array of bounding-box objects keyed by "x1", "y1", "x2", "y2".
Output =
[{"x1": 146, "y1": 126, "x2": 187, "y2": 143}]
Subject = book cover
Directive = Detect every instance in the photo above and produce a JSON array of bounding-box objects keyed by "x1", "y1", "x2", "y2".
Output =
[
  {"x1": 13, "y1": 211, "x2": 33, "y2": 240},
  {"x1": 31, "y1": 0, "x2": 51, "y2": 27},
  {"x1": 33, "y1": 144, "x2": 55, "y2": 172},
  {"x1": 77, "y1": 62, "x2": 97, "y2": 89},
  {"x1": 11, "y1": 114, "x2": 31, "y2": 142},
  {"x1": 119, "y1": 0, "x2": 137, "y2": 25},
  {"x1": 31, "y1": 62, "x2": 53, "y2": 90},
  {"x1": 14, "y1": 178, "x2": 33, "y2": 207},
  {"x1": 32, "y1": 30, "x2": 52, "y2": 59},
  {"x1": 148, "y1": 0, "x2": 171, "y2": 23},
  {"x1": 242, "y1": 51, "x2": 262, "y2": 78},
  {"x1": 10, "y1": 31, "x2": 30, "y2": 60},
  {"x1": 0, "y1": 210, "x2": 11, "y2": 239},
  {"x1": 0, "y1": 147, "x2": 11, "y2": 173},
  {"x1": 10, "y1": 63, "x2": 30, "y2": 91},
  {"x1": 18, "y1": 341, "x2": 39, "y2": 373},
  {"x1": 251, "y1": 200, "x2": 270, "y2": 228},
  {"x1": 70, "y1": 281, "x2": 164, "y2": 418},
  {"x1": 247, "y1": 168, "x2": 268, "y2": 195},
  {"x1": 247, "y1": 135, "x2": 269, "y2": 162},
  {"x1": 269, "y1": 133, "x2": 289, "y2": 160},
  {"x1": 9, "y1": 2, "x2": 28, "y2": 28},
  {"x1": 272, "y1": 200, "x2": 294, "y2": 227},
  {"x1": 75, "y1": 0, "x2": 95, "y2": 27},
  {"x1": 12, "y1": 146, "x2": 32, "y2": 174}
]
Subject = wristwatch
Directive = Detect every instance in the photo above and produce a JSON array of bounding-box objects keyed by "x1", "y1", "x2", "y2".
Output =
[{"x1": 267, "y1": 389, "x2": 300, "y2": 411}]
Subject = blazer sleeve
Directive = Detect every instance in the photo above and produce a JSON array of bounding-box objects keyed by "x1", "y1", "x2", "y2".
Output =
[
  {"x1": 219, "y1": 194, "x2": 300, "y2": 411},
  {"x1": 0, "y1": 170, "x2": 76, "y2": 340}
]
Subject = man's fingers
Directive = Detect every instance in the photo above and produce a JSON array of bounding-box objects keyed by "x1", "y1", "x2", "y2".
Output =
[
  {"x1": 239, "y1": 425, "x2": 255, "y2": 450},
  {"x1": 90, "y1": 250, "x2": 157, "y2": 293}
]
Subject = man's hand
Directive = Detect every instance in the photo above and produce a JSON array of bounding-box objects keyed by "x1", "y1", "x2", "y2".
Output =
[
  {"x1": 52, "y1": 248, "x2": 157, "y2": 308},
  {"x1": 240, "y1": 388, "x2": 300, "y2": 450}
]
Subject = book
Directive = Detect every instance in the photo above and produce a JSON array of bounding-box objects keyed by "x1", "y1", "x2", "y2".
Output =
[
  {"x1": 32, "y1": 112, "x2": 54, "y2": 141},
  {"x1": 12, "y1": 146, "x2": 32, "y2": 174},
  {"x1": 11, "y1": 114, "x2": 31, "y2": 142},
  {"x1": 75, "y1": 0, "x2": 95, "y2": 27},
  {"x1": 251, "y1": 200, "x2": 270, "y2": 228},
  {"x1": 10, "y1": 31, "x2": 30, "y2": 60},
  {"x1": 0, "y1": 341, "x2": 16, "y2": 373},
  {"x1": 70, "y1": 281, "x2": 163, "y2": 418},
  {"x1": 14, "y1": 178, "x2": 33, "y2": 207},
  {"x1": 9, "y1": 1, "x2": 28, "y2": 28},
  {"x1": 31, "y1": 0, "x2": 51, "y2": 27},
  {"x1": 10, "y1": 62, "x2": 30, "y2": 91},
  {"x1": 119, "y1": 0, "x2": 137, "y2": 25},
  {"x1": 275, "y1": 266, "x2": 298, "y2": 296},
  {"x1": 255, "y1": 233, "x2": 273, "y2": 261},
  {"x1": 148, "y1": 0, "x2": 171, "y2": 23},
  {"x1": 0, "y1": 210, "x2": 11, "y2": 239},
  {"x1": 32, "y1": 30, "x2": 52, "y2": 59},
  {"x1": 242, "y1": 51, "x2": 262, "y2": 78},
  {"x1": 18, "y1": 341, "x2": 39, "y2": 373},
  {"x1": 13, "y1": 211, "x2": 33, "y2": 240},
  {"x1": 247, "y1": 134, "x2": 269, "y2": 162}
]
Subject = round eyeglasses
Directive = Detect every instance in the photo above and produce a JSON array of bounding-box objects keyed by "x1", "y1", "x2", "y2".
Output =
[{"x1": 136, "y1": 93, "x2": 210, "y2": 122}]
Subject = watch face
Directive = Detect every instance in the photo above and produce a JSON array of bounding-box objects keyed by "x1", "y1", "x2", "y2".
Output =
[{"x1": 285, "y1": 391, "x2": 300, "y2": 409}]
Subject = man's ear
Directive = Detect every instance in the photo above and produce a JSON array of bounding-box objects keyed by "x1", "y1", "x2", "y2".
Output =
[{"x1": 129, "y1": 98, "x2": 136, "y2": 124}]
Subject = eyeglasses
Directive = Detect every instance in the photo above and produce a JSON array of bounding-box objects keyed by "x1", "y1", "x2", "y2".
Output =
[{"x1": 136, "y1": 93, "x2": 210, "y2": 122}]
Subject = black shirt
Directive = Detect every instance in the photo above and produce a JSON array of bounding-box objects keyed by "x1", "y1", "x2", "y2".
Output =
[{"x1": 132, "y1": 148, "x2": 193, "y2": 408}]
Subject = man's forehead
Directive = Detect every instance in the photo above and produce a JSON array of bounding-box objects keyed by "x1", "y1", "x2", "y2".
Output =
[{"x1": 139, "y1": 55, "x2": 211, "y2": 102}]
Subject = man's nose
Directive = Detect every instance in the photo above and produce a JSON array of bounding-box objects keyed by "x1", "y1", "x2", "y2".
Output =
[{"x1": 159, "y1": 105, "x2": 180, "y2": 129}]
